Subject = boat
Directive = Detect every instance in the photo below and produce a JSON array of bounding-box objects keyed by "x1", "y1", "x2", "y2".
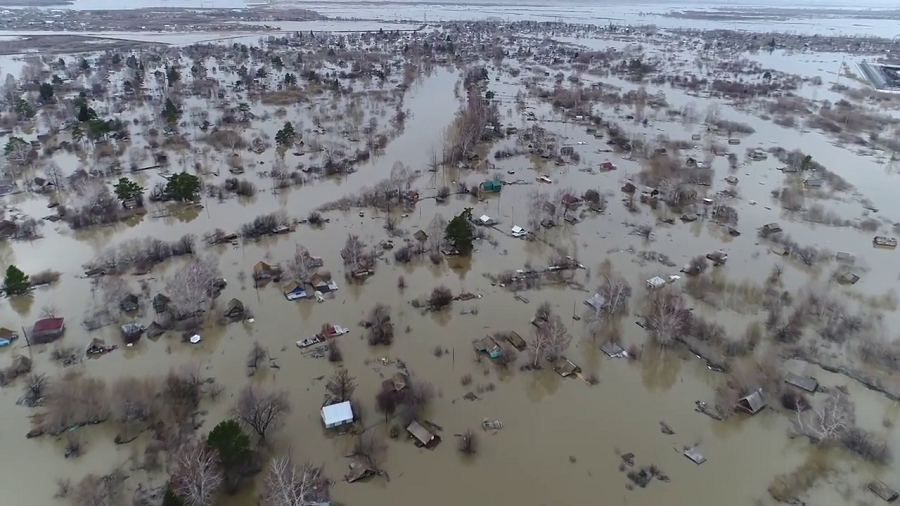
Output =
[{"x1": 296, "y1": 334, "x2": 325, "y2": 349}]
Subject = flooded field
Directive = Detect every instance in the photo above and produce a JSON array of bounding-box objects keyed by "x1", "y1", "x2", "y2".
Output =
[{"x1": 1, "y1": 8, "x2": 900, "y2": 506}]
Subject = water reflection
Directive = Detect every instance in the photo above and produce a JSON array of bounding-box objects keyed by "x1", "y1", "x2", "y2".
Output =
[{"x1": 640, "y1": 340, "x2": 682, "y2": 391}]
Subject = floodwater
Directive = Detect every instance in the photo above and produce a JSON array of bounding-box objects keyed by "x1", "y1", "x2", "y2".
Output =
[{"x1": 2, "y1": 18, "x2": 900, "y2": 506}]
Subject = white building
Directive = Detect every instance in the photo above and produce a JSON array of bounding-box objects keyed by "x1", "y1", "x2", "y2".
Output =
[{"x1": 321, "y1": 400, "x2": 354, "y2": 429}]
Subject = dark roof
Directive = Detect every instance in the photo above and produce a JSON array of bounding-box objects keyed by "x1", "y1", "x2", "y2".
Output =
[
  {"x1": 32, "y1": 317, "x2": 64, "y2": 333},
  {"x1": 407, "y1": 421, "x2": 435, "y2": 445}
]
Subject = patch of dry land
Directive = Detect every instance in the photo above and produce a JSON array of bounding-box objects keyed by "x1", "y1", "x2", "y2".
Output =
[{"x1": 2, "y1": 11, "x2": 900, "y2": 506}]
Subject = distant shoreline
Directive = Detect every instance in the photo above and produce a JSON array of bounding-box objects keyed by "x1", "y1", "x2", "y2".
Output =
[{"x1": 0, "y1": 0, "x2": 73, "y2": 6}]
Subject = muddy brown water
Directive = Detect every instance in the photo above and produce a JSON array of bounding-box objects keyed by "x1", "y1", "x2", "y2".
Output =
[{"x1": 1, "y1": 34, "x2": 899, "y2": 506}]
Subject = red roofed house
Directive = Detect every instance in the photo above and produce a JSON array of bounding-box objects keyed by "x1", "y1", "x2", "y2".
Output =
[{"x1": 31, "y1": 317, "x2": 65, "y2": 344}]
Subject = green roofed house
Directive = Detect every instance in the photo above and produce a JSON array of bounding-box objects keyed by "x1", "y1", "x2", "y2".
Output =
[{"x1": 480, "y1": 180, "x2": 502, "y2": 193}]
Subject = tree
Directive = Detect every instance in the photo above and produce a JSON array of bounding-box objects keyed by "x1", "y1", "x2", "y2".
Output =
[
  {"x1": 165, "y1": 256, "x2": 221, "y2": 319},
  {"x1": 644, "y1": 291, "x2": 691, "y2": 346},
  {"x1": 163, "y1": 98, "x2": 182, "y2": 125},
  {"x1": 77, "y1": 103, "x2": 97, "y2": 122},
  {"x1": 39, "y1": 82, "x2": 54, "y2": 102},
  {"x1": 113, "y1": 178, "x2": 144, "y2": 205},
  {"x1": 341, "y1": 234, "x2": 365, "y2": 270},
  {"x1": 165, "y1": 172, "x2": 201, "y2": 201},
  {"x1": 81, "y1": 58, "x2": 90, "y2": 71},
  {"x1": 72, "y1": 124, "x2": 84, "y2": 145},
  {"x1": 800, "y1": 154, "x2": 813, "y2": 172},
  {"x1": 166, "y1": 65, "x2": 180, "y2": 87},
  {"x1": 206, "y1": 419, "x2": 251, "y2": 472},
  {"x1": 283, "y1": 73, "x2": 297, "y2": 86},
  {"x1": 286, "y1": 245, "x2": 315, "y2": 284},
  {"x1": 445, "y1": 208, "x2": 474, "y2": 254},
  {"x1": 232, "y1": 385, "x2": 291, "y2": 442},
  {"x1": 485, "y1": 90, "x2": 495, "y2": 100},
  {"x1": 3, "y1": 265, "x2": 30, "y2": 295},
  {"x1": 795, "y1": 389, "x2": 854, "y2": 442},
  {"x1": 4, "y1": 136, "x2": 29, "y2": 166},
  {"x1": 528, "y1": 313, "x2": 571, "y2": 366},
  {"x1": 275, "y1": 122, "x2": 296, "y2": 147},
  {"x1": 271, "y1": 56, "x2": 284, "y2": 69},
  {"x1": 325, "y1": 369, "x2": 356, "y2": 404},
  {"x1": 13, "y1": 99, "x2": 33, "y2": 118},
  {"x1": 171, "y1": 442, "x2": 222, "y2": 506},
  {"x1": 264, "y1": 458, "x2": 330, "y2": 506},
  {"x1": 256, "y1": 67, "x2": 268, "y2": 79}
]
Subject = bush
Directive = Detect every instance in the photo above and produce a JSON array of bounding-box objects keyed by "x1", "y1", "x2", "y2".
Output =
[
  {"x1": 429, "y1": 286, "x2": 453, "y2": 309},
  {"x1": 30, "y1": 269, "x2": 61, "y2": 286},
  {"x1": 394, "y1": 245, "x2": 412, "y2": 263},
  {"x1": 326, "y1": 340, "x2": 342, "y2": 362},
  {"x1": 307, "y1": 211, "x2": 323, "y2": 226}
]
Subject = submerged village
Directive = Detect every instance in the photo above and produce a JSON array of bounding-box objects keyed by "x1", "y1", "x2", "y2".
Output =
[{"x1": 3, "y1": 6, "x2": 900, "y2": 506}]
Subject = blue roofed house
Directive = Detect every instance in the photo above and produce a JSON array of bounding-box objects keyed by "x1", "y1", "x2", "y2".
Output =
[{"x1": 283, "y1": 281, "x2": 307, "y2": 301}]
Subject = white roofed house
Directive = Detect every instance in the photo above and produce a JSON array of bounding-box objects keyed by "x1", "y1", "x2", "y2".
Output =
[{"x1": 321, "y1": 400, "x2": 354, "y2": 429}]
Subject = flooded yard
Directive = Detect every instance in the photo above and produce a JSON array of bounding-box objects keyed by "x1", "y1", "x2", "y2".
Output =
[{"x1": 0, "y1": 6, "x2": 900, "y2": 506}]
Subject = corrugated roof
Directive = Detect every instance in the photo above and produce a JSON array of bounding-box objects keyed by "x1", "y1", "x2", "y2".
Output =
[
  {"x1": 321, "y1": 401, "x2": 354, "y2": 426},
  {"x1": 32, "y1": 317, "x2": 64, "y2": 333},
  {"x1": 406, "y1": 421, "x2": 434, "y2": 445}
]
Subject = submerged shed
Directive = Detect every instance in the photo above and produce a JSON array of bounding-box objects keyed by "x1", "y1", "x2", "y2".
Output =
[
  {"x1": 407, "y1": 421, "x2": 440, "y2": 448},
  {"x1": 684, "y1": 447, "x2": 706, "y2": 465},
  {"x1": 736, "y1": 389, "x2": 766, "y2": 414},
  {"x1": 506, "y1": 331, "x2": 526, "y2": 350},
  {"x1": 600, "y1": 342, "x2": 627, "y2": 358},
  {"x1": 345, "y1": 457, "x2": 376, "y2": 483},
  {"x1": 784, "y1": 373, "x2": 818, "y2": 393},
  {"x1": 868, "y1": 480, "x2": 899, "y2": 502},
  {"x1": 552, "y1": 357, "x2": 581, "y2": 377}
]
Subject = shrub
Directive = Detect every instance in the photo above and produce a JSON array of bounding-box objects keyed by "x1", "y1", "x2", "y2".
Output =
[
  {"x1": 429, "y1": 286, "x2": 453, "y2": 309},
  {"x1": 458, "y1": 429, "x2": 478, "y2": 455}
]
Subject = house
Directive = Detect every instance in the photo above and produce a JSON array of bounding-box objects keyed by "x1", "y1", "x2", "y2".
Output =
[
  {"x1": 600, "y1": 342, "x2": 627, "y2": 358},
  {"x1": 321, "y1": 324, "x2": 348, "y2": 338},
  {"x1": 506, "y1": 331, "x2": 526, "y2": 350},
  {"x1": 684, "y1": 447, "x2": 706, "y2": 465},
  {"x1": 473, "y1": 336, "x2": 504, "y2": 359},
  {"x1": 381, "y1": 372, "x2": 408, "y2": 393},
  {"x1": 86, "y1": 337, "x2": 117, "y2": 356},
  {"x1": 784, "y1": 373, "x2": 818, "y2": 393},
  {"x1": 313, "y1": 278, "x2": 339, "y2": 293},
  {"x1": 253, "y1": 261, "x2": 276, "y2": 280},
  {"x1": 31, "y1": 317, "x2": 65, "y2": 344},
  {"x1": 413, "y1": 230, "x2": 428, "y2": 243},
  {"x1": 510, "y1": 226, "x2": 527, "y2": 238},
  {"x1": 736, "y1": 389, "x2": 766, "y2": 414},
  {"x1": 761, "y1": 223, "x2": 782, "y2": 236},
  {"x1": 780, "y1": 165, "x2": 799, "y2": 173},
  {"x1": 480, "y1": 180, "x2": 502, "y2": 193},
  {"x1": 600, "y1": 160, "x2": 617, "y2": 171},
  {"x1": 542, "y1": 201, "x2": 556, "y2": 215},
  {"x1": 552, "y1": 357, "x2": 581, "y2": 377},
  {"x1": 835, "y1": 251, "x2": 855, "y2": 263},
  {"x1": 120, "y1": 322, "x2": 144, "y2": 344},
  {"x1": 621, "y1": 182, "x2": 637, "y2": 194},
  {"x1": 561, "y1": 193, "x2": 581, "y2": 209},
  {"x1": 874, "y1": 236, "x2": 898, "y2": 249},
  {"x1": 224, "y1": 298, "x2": 245, "y2": 320},
  {"x1": 120, "y1": 294, "x2": 139, "y2": 312},
  {"x1": 646, "y1": 276, "x2": 666, "y2": 289},
  {"x1": 0, "y1": 328, "x2": 19, "y2": 341},
  {"x1": 838, "y1": 272, "x2": 860, "y2": 285},
  {"x1": 727, "y1": 138, "x2": 741, "y2": 145},
  {"x1": 31, "y1": 177, "x2": 53, "y2": 193},
  {"x1": 0, "y1": 176, "x2": 15, "y2": 195},
  {"x1": 0, "y1": 219, "x2": 18, "y2": 238},
  {"x1": 584, "y1": 293, "x2": 607, "y2": 312},
  {"x1": 152, "y1": 293, "x2": 170, "y2": 313},
  {"x1": 867, "y1": 480, "x2": 898, "y2": 502},
  {"x1": 321, "y1": 400, "x2": 354, "y2": 429},
  {"x1": 345, "y1": 456, "x2": 376, "y2": 483},
  {"x1": 804, "y1": 178, "x2": 823, "y2": 188},
  {"x1": 680, "y1": 213, "x2": 699, "y2": 223},
  {"x1": 560, "y1": 146, "x2": 575, "y2": 157},
  {"x1": 283, "y1": 282, "x2": 307, "y2": 301},
  {"x1": 706, "y1": 251, "x2": 728, "y2": 266},
  {"x1": 476, "y1": 214, "x2": 497, "y2": 226},
  {"x1": 407, "y1": 420, "x2": 440, "y2": 448}
]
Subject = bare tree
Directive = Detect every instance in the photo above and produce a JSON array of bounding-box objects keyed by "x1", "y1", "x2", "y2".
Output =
[
  {"x1": 528, "y1": 314, "x2": 572, "y2": 366},
  {"x1": 247, "y1": 341, "x2": 268, "y2": 375},
  {"x1": 645, "y1": 292, "x2": 691, "y2": 346},
  {"x1": 264, "y1": 457, "x2": 330, "y2": 506},
  {"x1": 71, "y1": 471, "x2": 125, "y2": 506},
  {"x1": 325, "y1": 369, "x2": 356, "y2": 404},
  {"x1": 585, "y1": 273, "x2": 632, "y2": 334},
  {"x1": 40, "y1": 304, "x2": 60, "y2": 318},
  {"x1": 285, "y1": 244, "x2": 315, "y2": 284},
  {"x1": 795, "y1": 389, "x2": 855, "y2": 442},
  {"x1": 165, "y1": 255, "x2": 222, "y2": 319},
  {"x1": 232, "y1": 384, "x2": 291, "y2": 442},
  {"x1": 44, "y1": 161, "x2": 65, "y2": 190},
  {"x1": 426, "y1": 214, "x2": 447, "y2": 252},
  {"x1": 341, "y1": 234, "x2": 365, "y2": 271},
  {"x1": 171, "y1": 442, "x2": 222, "y2": 506}
]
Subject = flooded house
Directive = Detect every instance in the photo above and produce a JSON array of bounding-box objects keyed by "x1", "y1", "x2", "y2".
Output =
[
  {"x1": 120, "y1": 294, "x2": 139, "y2": 312},
  {"x1": 406, "y1": 420, "x2": 440, "y2": 448},
  {"x1": 321, "y1": 400, "x2": 354, "y2": 429},
  {"x1": 480, "y1": 180, "x2": 502, "y2": 193},
  {"x1": 584, "y1": 293, "x2": 607, "y2": 312},
  {"x1": 381, "y1": 372, "x2": 408, "y2": 395},
  {"x1": 346, "y1": 457, "x2": 376, "y2": 483},
  {"x1": 283, "y1": 281, "x2": 307, "y2": 301},
  {"x1": 120, "y1": 322, "x2": 145, "y2": 344},
  {"x1": 505, "y1": 331, "x2": 526, "y2": 350},
  {"x1": 873, "y1": 236, "x2": 898, "y2": 249},
  {"x1": 761, "y1": 223, "x2": 783, "y2": 237},
  {"x1": 152, "y1": 293, "x2": 170, "y2": 313},
  {"x1": 30, "y1": 317, "x2": 65, "y2": 344},
  {"x1": 473, "y1": 336, "x2": 504, "y2": 359},
  {"x1": 706, "y1": 250, "x2": 728, "y2": 266},
  {"x1": 868, "y1": 480, "x2": 898, "y2": 502},
  {"x1": 252, "y1": 261, "x2": 277, "y2": 280},
  {"x1": 552, "y1": 357, "x2": 581, "y2": 377},
  {"x1": 736, "y1": 389, "x2": 766, "y2": 415},
  {"x1": 224, "y1": 298, "x2": 245, "y2": 320},
  {"x1": 784, "y1": 373, "x2": 818, "y2": 393}
]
